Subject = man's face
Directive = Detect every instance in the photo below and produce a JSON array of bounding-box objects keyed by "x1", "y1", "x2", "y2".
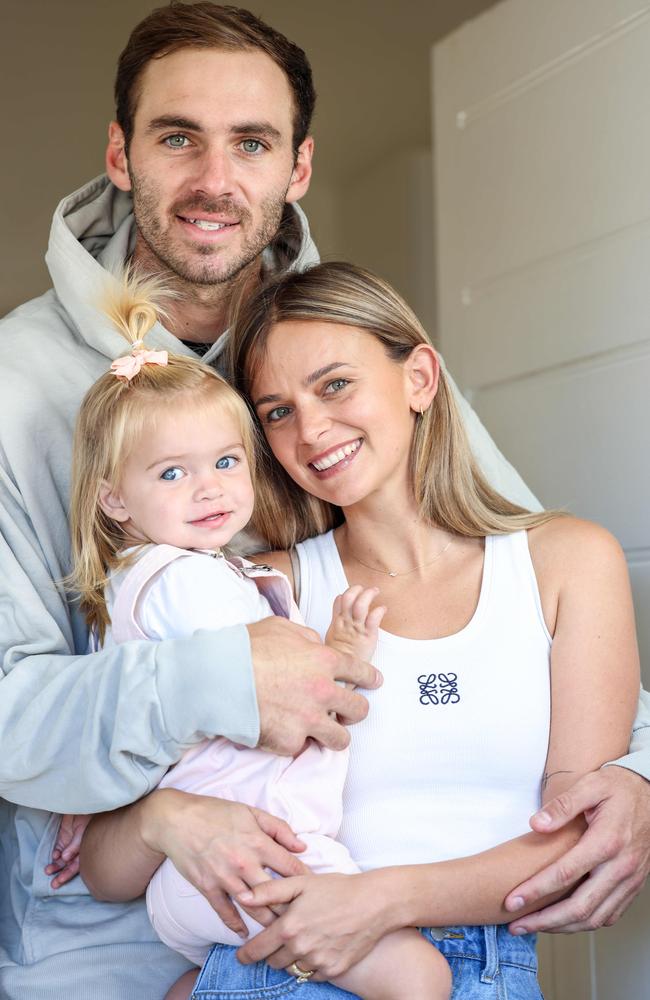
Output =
[{"x1": 108, "y1": 47, "x2": 312, "y2": 286}]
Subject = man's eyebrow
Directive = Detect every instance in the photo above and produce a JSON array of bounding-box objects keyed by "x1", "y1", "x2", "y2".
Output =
[
  {"x1": 254, "y1": 363, "x2": 349, "y2": 408},
  {"x1": 145, "y1": 115, "x2": 203, "y2": 134},
  {"x1": 144, "y1": 118, "x2": 284, "y2": 143},
  {"x1": 230, "y1": 122, "x2": 283, "y2": 142}
]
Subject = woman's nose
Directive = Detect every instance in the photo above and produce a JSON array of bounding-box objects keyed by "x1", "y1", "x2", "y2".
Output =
[{"x1": 296, "y1": 405, "x2": 330, "y2": 443}]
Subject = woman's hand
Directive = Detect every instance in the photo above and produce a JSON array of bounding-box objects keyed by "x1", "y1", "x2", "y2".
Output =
[
  {"x1": 235, "y1": 871, "x2": 396, "y2": 980},
  {"x1": 142, "y1": 789, "x2": 310, "y2": 936},
  {"x1": 81, "y1": 788, "x2": 309, "y2": 938}
]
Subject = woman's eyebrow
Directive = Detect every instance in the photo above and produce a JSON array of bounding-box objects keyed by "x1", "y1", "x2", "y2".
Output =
[
  {"x1": 254, "y1": 363, "x2": 348, "y2": 408},
  {"x1": 305, "y1": 362, "x2": 346, "y2": 386}
]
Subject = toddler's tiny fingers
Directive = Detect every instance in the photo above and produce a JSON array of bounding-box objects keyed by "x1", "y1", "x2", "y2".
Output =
[
  {"x1": 366, "y1": 604, "x2": 387, "y2": 631},
  {"x1": 51, "y1": 858, "x2": 81, "y2": 888},
  {"x1": 350, "y1": 586, "x2": 380, "y2": 623},
  {"x1": 339, "y1": 585, "x2": 364, "y2": 616}
]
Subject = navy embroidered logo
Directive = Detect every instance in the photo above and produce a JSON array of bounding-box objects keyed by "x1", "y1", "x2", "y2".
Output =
[{"x1": 418, "y1": 672, "x2": 460, "y2": 705}]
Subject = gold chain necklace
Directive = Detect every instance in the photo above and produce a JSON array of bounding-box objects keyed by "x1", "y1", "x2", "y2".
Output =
[{"x1": 347, "y1": 536, "x2": 454, "y2": 578}]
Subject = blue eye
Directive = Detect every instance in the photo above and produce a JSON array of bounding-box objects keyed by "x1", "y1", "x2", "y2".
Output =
[
  {"x1": 325, "y1": 378, "x2": 349, "y2": 393},
  {"x1": 216, "y1": 456, "x2": 238, "y2": 470},
  {"x1": 164, "y1": 134, "x2": 189, "y2": 149},
  {"x1": 240, "y1": 139, "x2": 263, "y2": 154},
  {"x1": 160, "y1": 467, "x2": 184, "y2": 481},
  {"x1": 266, "y1": 405, "x2": 292, "y2": 423}
]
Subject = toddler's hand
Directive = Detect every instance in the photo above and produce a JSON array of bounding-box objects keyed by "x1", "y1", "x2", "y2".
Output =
[
  {"x1": 325, "y1": 586, "x2": 385, "y2": 665},
  {"x1": 44, "y1": 813, "x2": 92, "y2": 888}
]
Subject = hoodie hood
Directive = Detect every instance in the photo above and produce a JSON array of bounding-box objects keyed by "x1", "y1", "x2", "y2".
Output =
[{"x1": 45, "y1": 174, "x2": 320, "y2": 367}]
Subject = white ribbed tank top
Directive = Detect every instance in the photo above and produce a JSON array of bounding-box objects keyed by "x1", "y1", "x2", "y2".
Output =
[{"x1": 296, "y1": 530, "x2": 551, "y2": 870}]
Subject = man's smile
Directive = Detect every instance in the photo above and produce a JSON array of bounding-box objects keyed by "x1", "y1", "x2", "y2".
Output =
[{"x1": 181, "y1": 218, "x2": 237, "y2": 231}]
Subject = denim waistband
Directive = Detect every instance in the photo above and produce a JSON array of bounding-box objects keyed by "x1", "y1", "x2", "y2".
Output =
[
  {"x1": 421, "y1": 925, "x2": 538, "y2": 983},
  {"x1": 192, "y1": 925, "x2": 538, "y2": 998}
]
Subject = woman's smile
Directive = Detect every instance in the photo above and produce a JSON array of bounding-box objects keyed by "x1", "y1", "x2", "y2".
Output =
[
  {"x1": 253, "y1": 321, "x2": 417, "y2": 509},
  {"x1": 308, "y1": 438, "x2": 363, "y2": 476}
]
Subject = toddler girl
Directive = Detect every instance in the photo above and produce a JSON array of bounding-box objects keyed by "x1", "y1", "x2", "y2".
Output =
[{"x1": 48, "y1": 274, "x2": 451, "y2": 1000}]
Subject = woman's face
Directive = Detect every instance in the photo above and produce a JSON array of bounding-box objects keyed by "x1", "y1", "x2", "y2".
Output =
[{"x1": 250, "y1": 321, "x2": 419, "y2": 510}]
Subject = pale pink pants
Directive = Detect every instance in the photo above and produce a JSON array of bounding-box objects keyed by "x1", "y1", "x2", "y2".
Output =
[{"x1": 146, "y1": 736, "x2": 357, "y2": 966}]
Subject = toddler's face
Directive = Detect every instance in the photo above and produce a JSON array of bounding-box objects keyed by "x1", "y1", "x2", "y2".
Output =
[{"x1": 101, "y1": 405, "x2": 254, "y2": 551}]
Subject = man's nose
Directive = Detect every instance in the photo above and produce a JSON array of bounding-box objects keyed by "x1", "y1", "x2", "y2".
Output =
[{"x1": 190, "y1": 146, "x2": 236, "y2": 199}]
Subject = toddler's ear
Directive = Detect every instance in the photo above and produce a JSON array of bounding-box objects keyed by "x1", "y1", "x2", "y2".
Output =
[{"x1": 98, "y1": 481, "x2": 130, "y2": 523}]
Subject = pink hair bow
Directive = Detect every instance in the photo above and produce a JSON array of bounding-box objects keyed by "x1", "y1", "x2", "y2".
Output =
[{"x1": 111, "y1": 348, "x2": 169, "y2": 381}]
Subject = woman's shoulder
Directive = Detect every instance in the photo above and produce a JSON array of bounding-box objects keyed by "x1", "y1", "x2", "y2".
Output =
[
  {"x1": 250, "y1": 531, "x2": 337, "y2": 588},
  {"x1": 525, "y1": 516, "x2": 629, "y2": 637},
  {"x1": 527, "y1": 515, "x2": 625, "y2": 570},
  {"x1": 527, "y1": 516, "x2": 627, "y2": 606},
  {"x1": 249, "y1": 549, "x2": 293, "y2": 584}
]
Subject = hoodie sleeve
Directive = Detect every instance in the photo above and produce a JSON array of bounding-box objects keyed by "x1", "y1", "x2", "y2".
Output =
[
  {"x1": 604, "y1": 687, "x2": 650, "y2": 782},
  {"x1": 441, "y1": 361, "x2": 543, "y2": 511},
  {"x1": 0, "y1": 472, "x2": 260, "y2": 814}
]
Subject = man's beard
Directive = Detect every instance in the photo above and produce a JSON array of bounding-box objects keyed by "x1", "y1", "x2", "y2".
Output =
[{"x1": 129, "y1": 171, "x2": 288, "y2": 287}]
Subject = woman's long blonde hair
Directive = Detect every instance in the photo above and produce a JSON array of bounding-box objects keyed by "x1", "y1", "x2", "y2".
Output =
[
  {"x1": 70, "y1": 269, "x2": 257, "y2": 641},
  {"x1": 228, "y1": 261, "x2": 557, "y2": 549}
]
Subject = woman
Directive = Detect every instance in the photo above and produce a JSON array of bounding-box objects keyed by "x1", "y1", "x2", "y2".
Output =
[{"x1": 80, "y1": 263, "x2": 639, "y2": 998}]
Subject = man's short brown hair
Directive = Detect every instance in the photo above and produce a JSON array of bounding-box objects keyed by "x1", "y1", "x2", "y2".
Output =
[{"x1": 115, "y1": 2, "x2": 316, "y2": 153}]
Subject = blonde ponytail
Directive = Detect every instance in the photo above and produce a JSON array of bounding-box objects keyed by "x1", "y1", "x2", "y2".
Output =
[{"x1": 68, "y1": 269, "x2": 256, "y2": 642}]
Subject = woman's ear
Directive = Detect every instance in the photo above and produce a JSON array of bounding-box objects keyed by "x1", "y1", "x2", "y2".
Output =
[
  {"x1": 98, "y1": 481, "x2": 130, "y2": 523},
  {"x1": 406, "y1": 343, "x2": 440, "y2": 414}
]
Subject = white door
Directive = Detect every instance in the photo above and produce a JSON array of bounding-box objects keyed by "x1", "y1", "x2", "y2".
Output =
[{"x1": 433, "y1": 1, "x2": 650, "y2": 997}]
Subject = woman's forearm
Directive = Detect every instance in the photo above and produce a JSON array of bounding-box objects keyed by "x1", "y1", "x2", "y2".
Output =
[
  {"x1": 79, "y1": 789, "x2": 170, "y2": 901},
  {"x1": 380, "y1": 818, "x2": 586, "y2": 929}
]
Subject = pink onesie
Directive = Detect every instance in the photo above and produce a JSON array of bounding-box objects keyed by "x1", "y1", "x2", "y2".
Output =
[{"x1": 107, "y1": 544, "x2": 358, "y2": 966}]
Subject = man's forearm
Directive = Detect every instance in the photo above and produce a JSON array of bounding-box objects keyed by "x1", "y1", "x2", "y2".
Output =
[
  {"x1": 0, "y1": 627, "x2": 258, "y2": 812},
  {"x1": 604, "y1": 686, "x2": 650, "y2": 781}
]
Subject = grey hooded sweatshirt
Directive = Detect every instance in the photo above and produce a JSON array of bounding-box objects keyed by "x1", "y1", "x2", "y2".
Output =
[{"x1": 1, "y1": 175, "x2": 648, "y2": 999}]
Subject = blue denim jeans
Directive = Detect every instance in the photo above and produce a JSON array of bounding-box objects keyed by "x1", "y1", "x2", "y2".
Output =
[{"x1": 190, "y1": 925, "x2": 542, "y2": 999}]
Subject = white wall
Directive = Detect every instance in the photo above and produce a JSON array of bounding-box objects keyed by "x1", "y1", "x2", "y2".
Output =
[
  {"x1": 433, "y1": 1, "x2": 650, "y2": 996},
  {"x1": 336, "y1": 149, "x2": 437, "y2": 340}
]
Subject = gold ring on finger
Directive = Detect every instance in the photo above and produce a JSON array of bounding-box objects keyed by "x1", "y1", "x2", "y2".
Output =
[{"x1": 288, "y1": 961, "x2": 316, "y2": 983}]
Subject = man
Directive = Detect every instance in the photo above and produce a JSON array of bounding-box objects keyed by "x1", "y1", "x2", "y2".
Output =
[{"x1": 0, "y1": 3, "x2": 648, "y2": 998}]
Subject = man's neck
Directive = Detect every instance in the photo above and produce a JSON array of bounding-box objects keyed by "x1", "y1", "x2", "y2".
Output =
[{"x1": 129, "y1": 240, "x2": 263, "y2": 345}]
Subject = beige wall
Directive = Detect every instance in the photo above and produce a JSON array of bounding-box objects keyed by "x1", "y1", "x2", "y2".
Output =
[{"x1": 1, "y1": 0, "x2": 496, "y2": 320}]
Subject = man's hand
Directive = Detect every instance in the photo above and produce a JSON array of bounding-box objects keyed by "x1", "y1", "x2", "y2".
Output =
[
  {"x1": 505, "y1": 767, "x2": 650, "y2": 933},
  {"x1": 248, "y1": 617, "x2": 382, "y2": 755}
]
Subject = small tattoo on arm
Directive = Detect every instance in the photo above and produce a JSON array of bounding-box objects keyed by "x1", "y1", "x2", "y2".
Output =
[{"x1": 542, "y1": 770, "x2": 575, "y2": 791}]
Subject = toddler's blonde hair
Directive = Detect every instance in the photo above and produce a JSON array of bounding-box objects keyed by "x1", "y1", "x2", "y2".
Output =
[{"x1": 69, "y1": 269, "x2": 258, "y2": 641}]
